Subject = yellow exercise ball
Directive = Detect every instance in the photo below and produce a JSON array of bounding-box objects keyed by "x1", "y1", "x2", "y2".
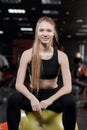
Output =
[{"x1": 19, "y1": 110, "x2": 78, "y2": 130}]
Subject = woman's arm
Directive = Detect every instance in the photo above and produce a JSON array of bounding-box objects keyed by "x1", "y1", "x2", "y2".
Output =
[
  {"x1": 40, "y1": 50, "x2": 72, "y2": 109},
  {"x1": 15, "y1": 49, "x2": 34, "y2": 100},
  {"x1": 15, "y1": 49, "x2": 41, "y2": 114},
  {"x1": 50, "y1": 50, "x2": 72, "y2": 100}
]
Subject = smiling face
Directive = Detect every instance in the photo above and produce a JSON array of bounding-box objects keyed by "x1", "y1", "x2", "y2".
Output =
[{"x1": 37, "y1": 21, "x2": 55, "y2": 46}]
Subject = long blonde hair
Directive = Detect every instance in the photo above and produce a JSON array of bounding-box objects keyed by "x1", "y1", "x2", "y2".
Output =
[{"x1": 31, "y1": 16, "x2": 58, "y2": 91}]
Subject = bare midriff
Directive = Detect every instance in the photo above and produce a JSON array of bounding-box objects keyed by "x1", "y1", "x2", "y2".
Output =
[
  {"x1": 39, "y1": 77, "x2": 58, "y2": 89},
  {"x1": 30, "y1": 77, "x2": 58, "y2": 89}
]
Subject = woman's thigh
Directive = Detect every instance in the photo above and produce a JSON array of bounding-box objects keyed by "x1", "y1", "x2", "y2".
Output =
[
  {"x1": 46, "y1": 94, "x2": 76, "y2": 113},
  {"x1": 7, "y1": 90, "x2": 32, "y2": 111},
  {"x1": 59, "y1": 94, "x2": 76, "y2": 108}
]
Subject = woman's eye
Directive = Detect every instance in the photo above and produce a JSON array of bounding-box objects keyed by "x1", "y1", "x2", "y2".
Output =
[
  {"x1": 47, "y1": 29, "x2": 52, "y2": 32},
  {"x1": 39, "y1": 29, "x2": 44, "y2": 32},
  {"x1": 38, "y1": 29, "x2": 52, "y2": 32}
]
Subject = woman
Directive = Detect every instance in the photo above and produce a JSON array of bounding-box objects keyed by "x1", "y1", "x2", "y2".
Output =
[{"x1": 7, "y1": 16, "x2": 76, "y2": 130}]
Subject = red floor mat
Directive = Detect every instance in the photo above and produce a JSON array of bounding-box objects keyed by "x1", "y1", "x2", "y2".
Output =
[{"x1": 0, "y1": 122, "x2": 8, "y2": 130}]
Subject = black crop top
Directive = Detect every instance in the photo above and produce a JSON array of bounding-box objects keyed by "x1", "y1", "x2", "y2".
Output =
[{"x1": 28, "y1": 49, "x2": 60, "y2": 80}]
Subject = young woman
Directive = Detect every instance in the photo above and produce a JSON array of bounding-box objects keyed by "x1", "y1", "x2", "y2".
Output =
[{"x1": 7, "y1": 16, "x2": 76, "y2": 130}]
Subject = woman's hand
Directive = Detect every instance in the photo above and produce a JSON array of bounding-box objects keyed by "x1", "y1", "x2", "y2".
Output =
[
  {"x1": 30, "y1": 97, "x2": 41, "y2": 114},
  {"x1": 40, "y1": 98, "x2": 53, "y2": 109}
]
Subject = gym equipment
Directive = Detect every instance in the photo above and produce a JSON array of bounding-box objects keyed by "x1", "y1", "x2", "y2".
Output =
[{"x1": 19, "y1": 110, "x2": 78, "y2": 130}]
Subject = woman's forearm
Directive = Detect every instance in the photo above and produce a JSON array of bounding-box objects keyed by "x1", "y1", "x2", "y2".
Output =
[{"x1": 49, "y1": 86, "x2": 72, "y2": 103}]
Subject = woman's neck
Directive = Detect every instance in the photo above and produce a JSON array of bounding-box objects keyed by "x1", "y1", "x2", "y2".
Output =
[{"x1": 40, "y1": 44, "x2": 53, "y2": 52}]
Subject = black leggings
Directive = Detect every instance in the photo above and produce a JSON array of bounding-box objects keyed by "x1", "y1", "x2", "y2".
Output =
[{"x1": 7, "y1": 87, "x2": 77, "y2": 130}]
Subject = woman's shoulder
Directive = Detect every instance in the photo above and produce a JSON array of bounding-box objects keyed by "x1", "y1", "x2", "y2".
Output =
[
  {"x1": 21, "y1": 48, "x2": 33, "y2": 58},
  {"x1": 21, "y1": 48, "x2": 33, "y2": 62},
  {"x1": 57, "y1": 50, "x2": 68, "y2": 57},
  {"x1": 22, "y1": 48, "x2": 33, "y2": 55},
  {"x1": 57, "y1": 50, "x2": 69, "y2": 64}
]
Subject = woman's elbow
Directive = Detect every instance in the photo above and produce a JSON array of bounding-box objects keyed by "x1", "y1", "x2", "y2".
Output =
[
  {"x1": 15, "y1": 82, "x2": 20, "y2": 91},
  {"x1": 67, "y1": 85, "x2": 72, "y2": 93}
]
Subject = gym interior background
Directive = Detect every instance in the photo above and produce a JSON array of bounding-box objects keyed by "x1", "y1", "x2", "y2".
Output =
[{"x1": 0, "y1": 0, "x2": 87, "y2": 130}]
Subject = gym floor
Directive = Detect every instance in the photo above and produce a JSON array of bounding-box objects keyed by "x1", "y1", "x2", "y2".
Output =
[{"x1": 0, "y1": 87, "x2": 87, "y2": 130}]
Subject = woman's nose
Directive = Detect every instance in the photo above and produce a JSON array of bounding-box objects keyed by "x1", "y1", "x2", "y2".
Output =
[{"x1": 43, "y1": 31, "x2": 48, "y2": 36}]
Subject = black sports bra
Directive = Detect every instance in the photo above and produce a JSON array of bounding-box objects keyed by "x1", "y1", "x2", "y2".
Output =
[{"x1": 28, "y1": 49, "x2": 60, "y2": 79}]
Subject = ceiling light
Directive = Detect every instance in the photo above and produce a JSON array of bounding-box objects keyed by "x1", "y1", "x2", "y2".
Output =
[
  {"x1": 75, "y1": 32, "x2": 86, "y2": 36},
  {"x1": 8, "y1": 9, "x2": 26, "y2": 14},
  {"x1": 66, "y1": 11, "x2": 70, "y2": 15},
  {"x1": 41, "y1": 0, "x2": 61, "y2": 5},
  {"x1": 82, "y1": 25, "x2": 87, "y2": 28},
  {"x1": 3, "y1": 17, "x2": 10, "y2": 20},
  {"x1": 20, "y1": 27, "x2": 33, "y2": 32},
  {"x1": 31, "y1": 8, "x2": 36, "y2": 11},
  {"x1": 76, "y1": 19, "x2": 83, "y2": 23},
  {"x1": 13, "y1": 17, "x2": 28, "y2": 21},
  {"x1": 1, "y1": 0, "x2": 21, "y2": 3},
  {"x1": 0, "y1": 30, "x2": 4, "y2": 34},
  {"x1": 78, "y1": 29, "x2": 87, "y2": 33},
  {"x1": 42, "y1": 10, "x2": 59, "y2": 15},
  {"x1": 67, "y1": 35, "x2": 72, "y2": 38}
]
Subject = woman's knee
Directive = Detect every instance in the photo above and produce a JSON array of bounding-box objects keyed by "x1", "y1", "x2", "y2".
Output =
[
  {"x1": 7, "y1": 91, "x2": 23, "y2": 107},
  {"x1": 61, "y1": 94, "x2": 76, "y2": 110}
]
